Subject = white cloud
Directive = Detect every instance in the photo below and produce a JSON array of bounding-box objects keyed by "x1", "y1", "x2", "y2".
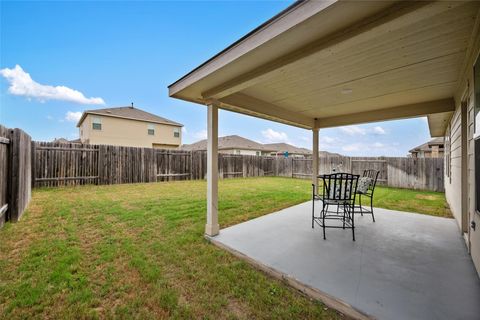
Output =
[
  {"x1": 0, "y1": 65, "x2": 105, "y2": 105},
  {"x1": 321, "y1": 136, "x2": 336, "y2": 144},
  {"x1": 46, "y1": 115, "x2": 54, "y2": 120},
  {"x1": 341, "y1": 142, "x2": 393, "y2": 155},
  {"x1": 65, "y1": 111, "x2": 82, "y2": 122},
  {"x1": 340, "y1": 125, "x2": 366, "y2": 136},
  {"x1": 194, "y1": 129, "x2": 207, "y2": 140},
  {"x1": 261, "y1": 128, "x2": 289, "y2": 143},
  {"x1": 372, "y1": 126, "x2": 386, "y2": 135},
  {"x1": 342, "y1": 143, "x2": 362, "y2": 152},
  {"x1": 182, "y1": 127, "x2": 187, "y2": 134}
]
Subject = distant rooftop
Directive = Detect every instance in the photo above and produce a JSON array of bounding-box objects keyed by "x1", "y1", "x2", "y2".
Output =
[
  {"x1": 264, "y1": 143, "x2": 312, "y2": 155},
  {"x1": 77, "y1": 106, "x2": 183, "y2": 127},
  {"x1": 182, "y1": 135, "x2": 342, "y2": 156},
  {"x1": 409, "y1": 137, "x2": 445, "y2": 153},
  {"x1": 181, "y1": 135, "x2": 276, "y2": 152}
]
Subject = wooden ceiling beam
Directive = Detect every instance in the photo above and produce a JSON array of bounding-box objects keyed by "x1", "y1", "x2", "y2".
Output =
[
  {"x1": 315, "y1": 98, "x2": 455, "y2": 128},
  {"x1": 217, "y1": 93, "x2": 315, "y2": 129}
]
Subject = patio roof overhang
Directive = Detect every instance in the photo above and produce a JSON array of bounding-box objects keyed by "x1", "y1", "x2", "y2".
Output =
[
  {"x1": 169, "y1": 0, "x2": 480, "y2": 134},
  {"x1": 168, "y1": 0, "x2": 480, "y2": 238}
]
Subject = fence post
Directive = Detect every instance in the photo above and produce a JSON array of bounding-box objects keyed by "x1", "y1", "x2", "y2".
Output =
[
  {"x1": 291, "y1": 157, "x2": 294, "y2": 178},
  {"x1": 8, "y1": 129, "x2": 19, "y2": 222},
  {"x1": 0, "y1": 127, "x2": 11, "y2": 227},
  {"x1": 190, "y1": 151, "x2": 193, "y2": 180},
  {"x1": 31, "y1": 141, "x2": 36, "y2": 188},
  {"x1": 8, "y1": 128, "x2": 32, "y2": 222}
]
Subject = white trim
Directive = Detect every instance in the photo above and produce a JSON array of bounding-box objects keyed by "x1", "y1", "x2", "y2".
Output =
[{"x1": 312, "y1": 129, "x2": 319, "y2": 192}]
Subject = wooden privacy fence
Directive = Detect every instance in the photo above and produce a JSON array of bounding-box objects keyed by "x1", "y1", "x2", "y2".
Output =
[
  {"x1": 32, "y1": 141, "x2": 444, "y2": 192},
  {"x1": 32, "y1": 142, "x2": 277, "y2": 187},
  {"x1": 0, "y1": 125, "x2": 32, "y2": 227},
  {"x1": 289, "y1": 155, "x2": 444, "y2": 192}
]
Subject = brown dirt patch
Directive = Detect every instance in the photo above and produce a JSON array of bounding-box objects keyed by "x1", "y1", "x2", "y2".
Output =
[{"x1": 415, "y1": 194, "x2": 437, "y2": 201}]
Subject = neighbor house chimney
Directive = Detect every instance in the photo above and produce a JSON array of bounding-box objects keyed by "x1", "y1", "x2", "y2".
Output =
[{"x1": 130, "y1": 102, "x2": 134, "y2": 109}]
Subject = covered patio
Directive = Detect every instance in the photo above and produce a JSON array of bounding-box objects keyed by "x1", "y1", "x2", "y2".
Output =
[
  {"x1": 212, "y1": 202, "x2": 480, "y2": 319},
  {"x1": 169, "y1": 0, "x2": 480, "y2": 237},
  {"x1": 169, "y1": 0, "x2": 480, "y2": 319}
]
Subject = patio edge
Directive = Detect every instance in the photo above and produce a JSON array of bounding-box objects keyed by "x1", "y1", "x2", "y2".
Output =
[{"x1": 206, "y1": 235, "x2": 375, "y2": 320}]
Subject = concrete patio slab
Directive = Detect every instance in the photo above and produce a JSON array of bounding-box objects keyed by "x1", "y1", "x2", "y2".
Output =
[{"x1": 212, "y1": 202, "x2": 480, "y2": 320}]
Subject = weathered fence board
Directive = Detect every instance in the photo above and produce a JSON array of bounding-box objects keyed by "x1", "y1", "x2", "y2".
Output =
[
  {"x1": 31, "y1": 141, "x2": 445, "y2": 192},
  {"x1": 351, "y1": 157, "x2": 388, "y2": 185},
  {"x1": 387, "y1": 157, "x2": 444, "y2": 192},
  {"x1": 33, "y1": 141, "x2": 99, "y2": 187},
  {"x1": 8, "y1": 128, "x2": 32, "y2": 222},
  {"x1": 0, "y1": 125, "x2": 10, "y2": 227},
  {"x1": 0, "y1": 125, "x2": 32, "y2": 226}
]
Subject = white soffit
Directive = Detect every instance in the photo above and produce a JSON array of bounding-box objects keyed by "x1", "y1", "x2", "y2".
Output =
[{"x1": 169, "y1": 1, "x2": 479, "y2": 129}]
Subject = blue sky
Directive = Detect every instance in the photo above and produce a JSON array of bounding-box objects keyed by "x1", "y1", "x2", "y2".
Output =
[{"x1": 0, "y1": 1, "x2": 431, "y2": 156}]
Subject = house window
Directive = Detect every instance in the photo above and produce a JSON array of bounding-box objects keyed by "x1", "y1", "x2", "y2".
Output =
[
  {"x1": 92, "y1": 117, "x2": 102, "y2": 130},
  {"x1": 174, "y1": 127, "x2": 180, "y2": 138},
  {"x1": 148, "y1": 124, "x2": 155, "y2": 136},
  {"x1": 474, "y1": 56, "x2": 480, "y2": 214},
  {"x1": 256, "y1": 151, "x2": 260, "y2": 156},
  {"x1": 236, "y1": 150, "x2": 241, "y2": 155}
]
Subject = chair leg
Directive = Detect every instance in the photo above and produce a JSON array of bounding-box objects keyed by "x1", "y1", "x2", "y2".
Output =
[
  {"x1": 342, "y1": 204, "x2": 346, "y2": 229},
  {"x1": 312, "y1": 199, "x2": 315, "y2": 229},
  {"x1": 359, "y1": 195, "x2": 363, "y2": 216},
  {"x1": 322, "y1": 203, "x2": 326, "y2": 240},
  {"x1": 370, "y1": 196, "x2": 375, "y2": 222},
  {"x1": 351, "y1": 205, "x2": 355, "y2": 241}
]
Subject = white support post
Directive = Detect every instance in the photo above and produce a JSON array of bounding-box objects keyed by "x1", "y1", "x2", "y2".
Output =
[
  {"x1": 205, "y1": 103, "x2": 219, "y2": 236},
  {"x1": 312, "y1": 128, "x2": 319, "y2": 193}
]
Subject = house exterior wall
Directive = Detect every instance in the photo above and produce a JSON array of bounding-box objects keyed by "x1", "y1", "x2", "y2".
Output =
[
  {"x1": 445, "y1": 107, "x2": 463, "y2": 230},
  {"x1": 410, "y1": 150, "x2": 444, "y2": 158},
  {"x1": 79, "y1": 114, "x2": 182, "y2": 148},
  {"x1": 446, "y1": 26, "x2": 480, "y2": 276}
]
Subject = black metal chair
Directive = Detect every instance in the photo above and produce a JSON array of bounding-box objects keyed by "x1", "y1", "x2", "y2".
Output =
[
  {"x1": 312, "y1": 173, "x2": 359, "y2": 241},
  {"x1": 355, "y1": 170, "x2": 380, "y2": 222}
]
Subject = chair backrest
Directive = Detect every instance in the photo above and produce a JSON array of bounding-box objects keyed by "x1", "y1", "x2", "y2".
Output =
[
  {"x1": 363, "y1": 170, "x2": 380, "y2": 192},
  {"x1": 321, "y1": 172, "x2": 359, "y2": 202}
]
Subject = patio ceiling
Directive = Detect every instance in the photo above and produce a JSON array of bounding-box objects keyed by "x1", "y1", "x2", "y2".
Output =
[{"x1": 169, "y1": 0, "x2": 480, "y2": 133}]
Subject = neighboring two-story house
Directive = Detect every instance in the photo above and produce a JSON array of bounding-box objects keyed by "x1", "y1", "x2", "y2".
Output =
[
  {"x1": 77, "y1": 106, "x2": 183, "y2": 148},
  {"x1": 409, "y1": 137, "x2": 445, "y2": 158}
]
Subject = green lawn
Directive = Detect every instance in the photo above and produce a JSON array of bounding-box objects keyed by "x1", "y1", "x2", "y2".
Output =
[{"x1": 0, "y1": 177, "x2": 449, "y2": 319}]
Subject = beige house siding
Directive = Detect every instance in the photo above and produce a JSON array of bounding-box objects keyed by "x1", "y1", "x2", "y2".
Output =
[
  {"x1": 447, "y1": 24, "x2": 480, "y2": 276},
  {"x1": 80, "y1": 114, "x2": 182, "y2": 148},
  {"x1": 412, "y1": 150, "x2": 445, "y2": 158},
  {"x1": 445, "y1": 108, "x2": 463, "y2": 230}
]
